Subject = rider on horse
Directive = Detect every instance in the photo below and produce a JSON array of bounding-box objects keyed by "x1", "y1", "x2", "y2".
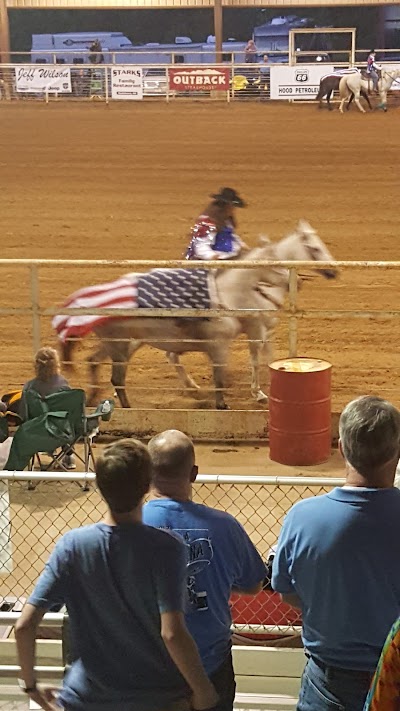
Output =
[
  {"x1": 185, "y1": 187, "x2": 248, "y2": 260},
  {"x1": 366, "y1": 50, "x2": 380, "y2": 93}
]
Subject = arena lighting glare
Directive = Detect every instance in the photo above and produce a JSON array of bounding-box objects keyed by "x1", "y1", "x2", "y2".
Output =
[{"x1": 316, "y1": 55, "x2": 323, "y2": 61}]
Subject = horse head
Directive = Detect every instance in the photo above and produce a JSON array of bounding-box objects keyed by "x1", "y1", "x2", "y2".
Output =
[{"x1": 279, "y1": 220, "x2": 338, "y2": 280}]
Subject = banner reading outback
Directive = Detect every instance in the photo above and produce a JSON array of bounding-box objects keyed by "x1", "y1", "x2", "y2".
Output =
[
  {"x1": 270, "y1": 65, "x2": 335, "y2": 100},
  {"x1": 168, "y1": 67, "x2": 230, "y2": 92}
]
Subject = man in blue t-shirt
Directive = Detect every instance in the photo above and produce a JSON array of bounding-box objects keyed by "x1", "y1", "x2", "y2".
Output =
[
  {"x1": 15, "y1": 439, "x2": 218, "y2": 711},
  {"x1": 143, "y1": 430, "x2": 266, "y2": 711},
  {"x1": 272, "y1": 395, "x2": 400, "y2": 711}
]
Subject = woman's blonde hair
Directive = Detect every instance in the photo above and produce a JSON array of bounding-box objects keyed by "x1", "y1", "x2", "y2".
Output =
[{"x1": 34, "y1": 347, "x2": 61, "y2": 381}]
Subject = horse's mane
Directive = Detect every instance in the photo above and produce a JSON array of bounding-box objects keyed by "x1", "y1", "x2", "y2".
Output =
[{"x1": 239, "y1": 238, "x2": 276, "y2": 262}]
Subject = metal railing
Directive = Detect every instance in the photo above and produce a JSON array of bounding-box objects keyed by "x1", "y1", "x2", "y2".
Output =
[
  {"x1": 4, "y1": 47, "x2": 400, "y2": 64},
  {"x1": 2, "y1": 258, "x2": 400, "y2": 359}
]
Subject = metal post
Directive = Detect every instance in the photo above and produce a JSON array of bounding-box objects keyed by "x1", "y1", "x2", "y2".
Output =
[
  {"x1": 351, "y1": 28, "x2": 356, "y2": 67},
  {"x1": 105, "y1": 66, "x2": 109, "y2": 104},
  {"x1": 30, "y1": 265, "x2": 41, "y2": 354},
  {"x1": 166, "y1": 67, "x2": 170, "y2": 103},
  {"x1": 0, "y1": 0, "x2": 10, "y2": 64},
  {"x1": 214, "y1": 0, "x2": 223, "y2": 64},
  {"x1": 288, "y1": 267, "x2": 298, "y2": 357}
]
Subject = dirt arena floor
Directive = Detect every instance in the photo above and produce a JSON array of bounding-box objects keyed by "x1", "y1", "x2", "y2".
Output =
[{"x1": 1, "y1": 100, "x2": 400, "y2": 412}]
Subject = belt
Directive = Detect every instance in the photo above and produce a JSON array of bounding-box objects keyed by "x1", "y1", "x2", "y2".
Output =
[{"x1": 309, "y1": 656, "x2": 374, "y2": 684}]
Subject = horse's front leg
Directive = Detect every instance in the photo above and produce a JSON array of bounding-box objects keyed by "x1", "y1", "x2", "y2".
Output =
[
  {"x1": 166, "y1": 352, "x2": 200, "y2": 391},
  {"x1": 249, "y1": 340, "x2": 268, "y2": 403},
  {"x1": 245, "y1": 320, "x2": 269, "y2": 403},
  {"x1": 378, "y1": 90, "x2": 387, "y2": 112}
]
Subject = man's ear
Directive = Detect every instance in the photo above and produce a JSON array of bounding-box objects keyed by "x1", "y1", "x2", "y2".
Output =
[
  {"x1": 338, "y1": 439, "x2": 344, "y2": 460},
  {"x1": 190, "y1": 465, "x2": 198, "y2": 483}
]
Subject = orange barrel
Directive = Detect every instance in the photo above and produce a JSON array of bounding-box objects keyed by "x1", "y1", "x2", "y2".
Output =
[{"x1": 269, "y1": 357, "x2": 332, "y2": 466}]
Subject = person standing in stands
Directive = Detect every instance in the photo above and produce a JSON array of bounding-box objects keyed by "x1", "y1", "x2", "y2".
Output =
[
  {"x1": 144, "y1": 430, "x2": 266, "y2": 711},
  {"x1": 272, "y1": 396, "x2": 400, "y2": 711},
  {"x1": 244, "y1": 39, "x2": 258, "y2": 63},
  {"x1": 15, "y1": 439, "x2": 218, "y2": 711}
]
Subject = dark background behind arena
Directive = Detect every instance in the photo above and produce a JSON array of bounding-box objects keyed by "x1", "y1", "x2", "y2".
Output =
[{"x1": 9, "y1": 5, "x2": 386, "y2": 54}]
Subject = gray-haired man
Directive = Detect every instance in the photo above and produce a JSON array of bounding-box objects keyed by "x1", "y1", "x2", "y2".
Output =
[{"x1": 272, "y1": 395, "x2": 400, "y2": 711}]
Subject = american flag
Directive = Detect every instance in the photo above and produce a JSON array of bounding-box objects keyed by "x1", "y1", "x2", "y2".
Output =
[{"x1": 52, "y1": 274, "x2": 138, "y2": 343}]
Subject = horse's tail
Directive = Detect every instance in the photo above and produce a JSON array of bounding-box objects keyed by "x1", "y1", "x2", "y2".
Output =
[{"x1": 59, "y1": 338, "x2": 77, "y2": 373}]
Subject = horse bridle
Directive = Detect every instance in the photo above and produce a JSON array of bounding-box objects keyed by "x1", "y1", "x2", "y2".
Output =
[{"x1": 380, "y1": 69, "x2": 400, "y2": 87}]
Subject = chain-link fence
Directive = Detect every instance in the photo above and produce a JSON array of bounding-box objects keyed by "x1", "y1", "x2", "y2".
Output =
[{"x1": 0, "y1": 474, "x2": 342, "y2": 635}]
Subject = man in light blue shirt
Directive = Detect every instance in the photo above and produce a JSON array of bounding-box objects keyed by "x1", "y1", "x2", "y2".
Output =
[
  {"x1": 15, "y1": 439, "x2": 218, "y2": 711},
  {"x1": 272, "y1": 396, "x2": 400, "y2": 711},
  {"x1": 143, "y1": 430, "x2": 266, "y2": 711}
]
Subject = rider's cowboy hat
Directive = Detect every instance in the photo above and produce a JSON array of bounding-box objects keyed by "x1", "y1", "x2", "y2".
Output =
[{"x1": 211, "y1": 187, "x2": 247, "y2": 208}]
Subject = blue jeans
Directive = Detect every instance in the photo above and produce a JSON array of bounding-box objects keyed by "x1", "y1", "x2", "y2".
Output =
[{"x1": 297, "y1": 657, "x2": 373, "y2": 711}]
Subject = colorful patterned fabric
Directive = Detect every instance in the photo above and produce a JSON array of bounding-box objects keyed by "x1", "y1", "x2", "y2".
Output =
[
  {"x1": 53, "y1": 269, "x2": 211, "y2": 343},
  {"x1": 52, "y1": 274, "x2": 139, "y2": 342},
  {"x1": 137, "y1": 269, "x2": 210, "y2": 309},
  {"x1": 364, "y1": 617, "x2": 400, "y2": 711},
  {"x1": 185, "y1": 214, "x2": 242, "y2": 260}
]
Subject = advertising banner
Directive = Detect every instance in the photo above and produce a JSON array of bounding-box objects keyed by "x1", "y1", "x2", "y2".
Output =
[
  {"x1": 15, "y1": 66, "x2": 72, "y2": 93},
  {"x1": 111, "y1": 66, "x2": 143, "y2": 100},
  {"x1": 270, "y1": 65, "x2": 335, "y2": 100},
  {"x1": 168, "y1": 67, "x2": 230, "y2": 91}
]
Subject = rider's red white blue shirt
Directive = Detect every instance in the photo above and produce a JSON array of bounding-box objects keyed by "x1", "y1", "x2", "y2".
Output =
[{"x1": 185, "y1": 214, "x2": 243, "y2": 260}]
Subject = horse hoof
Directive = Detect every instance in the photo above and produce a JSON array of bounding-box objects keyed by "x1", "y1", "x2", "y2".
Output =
[
  {"x1": 256, "y1": 393, "x2": 268, "y2": 404},
  {"x1": 217, "y1": 403, "x2": 230, "y2": 411}
]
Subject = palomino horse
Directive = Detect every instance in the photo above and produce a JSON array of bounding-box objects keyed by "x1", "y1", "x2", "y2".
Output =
[
  {"x1": 316, "y1": 70, "x2": 371, "y2": 111},
  {"x1": 339, "y1": 68, "x2": 400, "y2": 113},
  {"x1": 57, "y1": 222, "x2": 337, "y2": 410}
]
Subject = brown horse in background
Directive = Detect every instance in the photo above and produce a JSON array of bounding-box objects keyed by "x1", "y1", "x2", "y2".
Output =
[{"x1": 317, "y1": 73, "x2": 372, "y2": 111}]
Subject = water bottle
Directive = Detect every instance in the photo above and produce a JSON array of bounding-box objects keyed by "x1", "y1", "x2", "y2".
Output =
[{"x1": 101, "y1": 400, "x2": 111, "y2": 416}]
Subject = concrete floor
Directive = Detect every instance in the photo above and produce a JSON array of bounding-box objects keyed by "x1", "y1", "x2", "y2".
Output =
[{"x1": 175, "y1": 443, "x2": 344, "y2": 479}]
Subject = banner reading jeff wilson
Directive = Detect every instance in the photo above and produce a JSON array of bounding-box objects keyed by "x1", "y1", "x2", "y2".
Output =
[
  {"x1": 15, "y1": 66, "x2": 72, "y2": 93},
  {"x1": 169, "y1": 67, "x2": 230, "y2": 91}
]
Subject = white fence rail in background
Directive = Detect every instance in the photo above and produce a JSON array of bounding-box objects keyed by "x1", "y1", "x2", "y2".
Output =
[
  {"x1": 1, "y1": 259, "x2": 400, "y2": 359},
  {"x1": 1, "y1": 56, "x2": 399, "y2": 103}
]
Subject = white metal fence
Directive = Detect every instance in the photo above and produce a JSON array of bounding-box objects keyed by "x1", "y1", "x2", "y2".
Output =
[
  {"x1": 1, "y1": 51, "x2": 399, "y2": 103},
  {"x1": 2, "y1": 258, "x2": 400, "y2": 360},
  {"x1": 0, "y1": 471, "x2": 344, "y2": 634}
]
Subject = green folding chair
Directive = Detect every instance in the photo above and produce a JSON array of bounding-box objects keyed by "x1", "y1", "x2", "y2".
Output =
[
  {"x1": 5, "y1": 410, "x2": 74, "y2": 474},
  {"x1": 23, "y1": 389, "x2": 114, "y2": 490}
]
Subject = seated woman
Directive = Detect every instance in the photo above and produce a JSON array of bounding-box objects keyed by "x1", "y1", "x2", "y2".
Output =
[
  {"x1": 185, "y1": 187, "x2": 248, "y2": 261},
  {"x1": 22, "y1": 347, "x2": 75, "y2": 469}
]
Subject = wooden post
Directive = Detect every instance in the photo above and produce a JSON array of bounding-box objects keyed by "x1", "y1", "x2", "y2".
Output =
[
  {"x1": 0, "y1": 0, "x2": 10, "y2": 64},
  {"x1": 214, "y1": 0, "x2": 222, "y2": 63}
]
